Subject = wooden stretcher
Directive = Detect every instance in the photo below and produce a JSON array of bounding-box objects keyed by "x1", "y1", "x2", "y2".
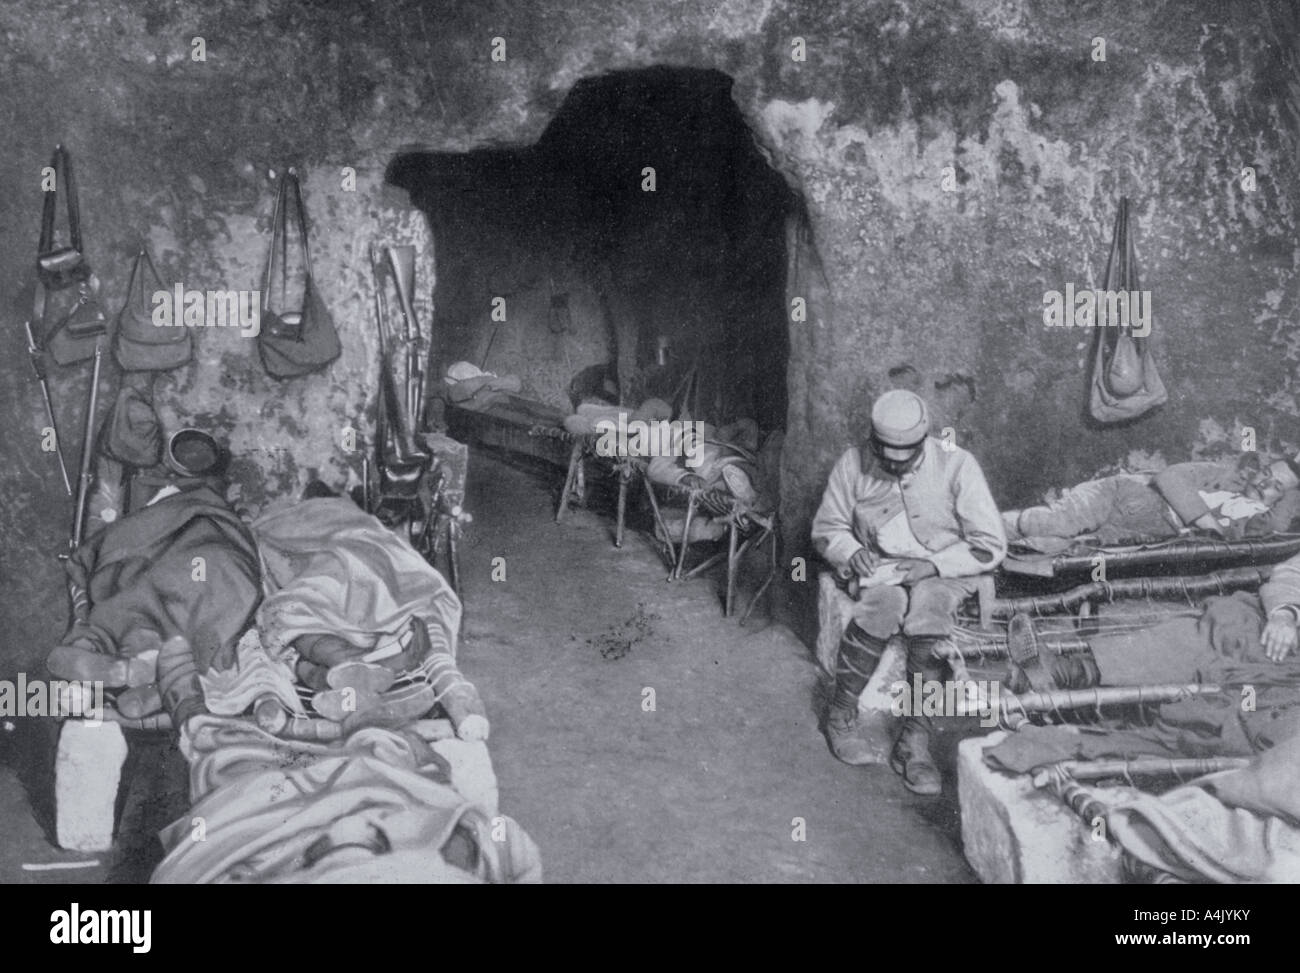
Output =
[
  {"x1": 985, "y1": 565, "x2": 1272, "y2": 620},
  {"x1": 444, "y1": 394, "x2": 572, "y2": 470},
  {"x1": 1002, "y1": 533, "x2": 1300, "y2": 579}
]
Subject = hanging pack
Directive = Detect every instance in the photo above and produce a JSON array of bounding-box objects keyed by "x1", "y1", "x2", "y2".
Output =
[
  {"x1": 257, "y1": 169, "x2": 341, "y2": 378},
  {"x1": 38, "y1": 145, "x2": 90, "y2": 291},
  {"x1": 36, "y1": 144, "x2": 110, "y2": 366},
  {"x1": 1089, "y1": 197, "x2": 1167, "y2": 422},
  {"x1": 100, "y1": 382, "x2": 163, "y2": 469},
  {"x1": 114, "y1": 248, "x2": 193, "y2": 372}
]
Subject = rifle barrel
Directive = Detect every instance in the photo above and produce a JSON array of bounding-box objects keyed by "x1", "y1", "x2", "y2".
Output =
[
  {"x1": 25, "y1": 321, "x2": 73, "y2": 496},
  {"x1": 71, "y1": 339, "x2": 103, "y2": 549}
]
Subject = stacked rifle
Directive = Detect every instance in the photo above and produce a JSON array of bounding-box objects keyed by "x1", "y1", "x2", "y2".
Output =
[
  {"x1": 24, "y1": 144, "x2": 108, "y2": 559},
  {"x1": 362, "y1": 243, "x2": 461, "y2": 596}
]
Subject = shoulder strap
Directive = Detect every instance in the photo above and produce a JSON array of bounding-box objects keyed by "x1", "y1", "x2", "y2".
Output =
[
  {"x1": 286, "y1": 169, "x2": 312, "y2": 273},
  {"x1": 39, "y1": 145, "x2": 82, "y2": 256},
  {"x1": 1100, "y1": 196, "x2": 1125, "y2": 295},
  {"x1": 1095, "y1": 197, "x2": 1127, "y2": 363},
  {"x1": 1121, "y1": 197, "x2": 1149, "y2": 348},
  {"x1": 123, "y1": 248, "x2": 164, "y2": 312},
  {"x1": 261, "y1": 172, "x2": 288, "y2": 302},
  {"x1": 261, "y1": 169, "x2": 313, "y2": 306}
]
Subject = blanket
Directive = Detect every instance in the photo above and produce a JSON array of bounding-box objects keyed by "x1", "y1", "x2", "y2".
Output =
[
  {"x1": 63, "y1": 484, "x2": 260, "y2": 671},
  {"x1": 253, "y1": 498, "x2": 461, "y2": 659},
  {"x1": 152, "y1": 715, "x2": 540, "y2": 883},
  {"x1": 1104, "y1": 729, "x2": 1300, "y2": 883}
]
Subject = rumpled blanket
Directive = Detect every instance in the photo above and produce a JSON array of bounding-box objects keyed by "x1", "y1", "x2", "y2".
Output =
[
  {"x1": 253, "y1": 498, "x2": 461, "y2": 659},
  {"x1": 64, "y1": 484, "x2": 260, "y2": 671},
  {"x1": 1105, "y1": 787, "x2": 1300, "y2": 883},
  {"x1": 983, "y1": 723, "x2": 1252, "y2": 775},
  {"x1": 152, "y1": 715, "x2": 541, "y2": 884},
  {"x1": 444, "y1": 361, "x2": 522, "y2": 411},
  {"x1": 1103, "y1": 729, "x2": 1300, "y2": 883}
]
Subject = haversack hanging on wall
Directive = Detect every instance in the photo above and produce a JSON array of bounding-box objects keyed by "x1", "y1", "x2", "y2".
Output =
[
  {"x1": 1089, "y1": 196, "x2": 1167, "y2": 423},
  {"x1": 114, "y1": 247, "x2": 193, "y2": 372},
  {"x1": 257, "y1": 168, "x2": 342, "y2": 378},
  {"x1": 37, "y1": 145, "x2": 111, "y2": 366}
]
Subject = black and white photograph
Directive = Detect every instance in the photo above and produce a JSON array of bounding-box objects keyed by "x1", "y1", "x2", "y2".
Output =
[{"x1": 0, "y1": 0, "x2": 1297, "y2": 917}]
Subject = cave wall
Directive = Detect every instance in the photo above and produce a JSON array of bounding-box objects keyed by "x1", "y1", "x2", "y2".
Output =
[{"x1": 1, "y1": 0, "x2": 1296, "y2": 663}]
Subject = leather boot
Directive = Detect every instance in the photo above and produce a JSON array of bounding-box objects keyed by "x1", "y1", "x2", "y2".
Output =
[
  {"x1": 157, "y1": 635, "x2": 207, "y2": 727},
  {"x1": 1007, "y1": 613, "x2": 1102, "y2": 690},
  {"x1": 1049, "y1": 647, "x2": 1102, "y2": 689},
  {"x1": 1007, "y1": 612, "x2": 1054, "y2": 691},
  {"x1": 890, "y1": 637, "x2": 944, "y2": 795},
  {"x1": 823, "y1": 624, "x2": 887, "y2": 765},
  {"x1": 891, "y1": 721, "x2": 942, "y2": 796}
]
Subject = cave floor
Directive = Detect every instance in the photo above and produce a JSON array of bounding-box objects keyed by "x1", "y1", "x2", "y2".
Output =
[
  {"x1": 456, "y1": 452, "x2": 979, "y2": 883},
  {"x1": 0, "y1": 450, "x2": 981, "y2": 884}
]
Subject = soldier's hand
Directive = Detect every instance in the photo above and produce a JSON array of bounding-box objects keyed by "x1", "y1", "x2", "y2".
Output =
[
  {"x1": 1262, "y1": 615, "x2": 1299, "y2": 662},
  {"x1": 849, "y1": 548, "x2": 877, "y2": 577}
]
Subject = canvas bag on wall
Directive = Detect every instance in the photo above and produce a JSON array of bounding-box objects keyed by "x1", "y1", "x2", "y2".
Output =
[
  {"x1": 37, "y1": 144, "x2": 110, "y2": 366},
  {"x1": 1089, "y1": 196, "x2": 1167, "y2": 423},
  {"x1": 114, "y1": 247, "x2": 192, "y2": 372},
  {"x1": 257, "y1": 168, "x2": 342, "y2": 379}
]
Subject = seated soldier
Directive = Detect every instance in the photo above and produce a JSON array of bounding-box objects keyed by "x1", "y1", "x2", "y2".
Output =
[
  {"x1": 1002, "y1": 456, "x2": 1300, "y2": 547},
  {"x1": 811, "y1": 390, "x2": 1006, "y2": 794}
]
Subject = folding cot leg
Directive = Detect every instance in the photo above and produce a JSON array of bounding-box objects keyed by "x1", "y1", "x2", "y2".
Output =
[
  {"x1": 556, "y1": 441, "x2": 582, "y2": 523},
  {"x1": 976, "y1": 574, "x2": 996, "y2": 630},
  {"x1": 643, "y1": 477, "x2": 676, "y2": 573},
  {"x1": 739, "y1": 526, "x2": 778, "y2": 627},
  {"x1": 725, "y1": 518, "x2": 739, "y2": 617},
  {"x1": 615, "y1": 467, "x2": 629, "y2": 549},
  {"x1": 674, "y1": 492, "x2": 698, "y2": 580},
  {"x1": 447, "y1": 518, "x2": 461, "y2": 599}
]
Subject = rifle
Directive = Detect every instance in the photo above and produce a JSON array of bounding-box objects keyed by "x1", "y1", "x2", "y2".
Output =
[
  {"x1": 70, "y1": 337, "x2": 104, "y2": 549},
  {"x1": 368, "y1": 245, "x2": 429, "y2": 507},
  {"x1": 23, "y1": 317, "x2": 72, "y2": 496},
  {"x1": 385, "y1": 245, "x2": 426, "y2": 432}
]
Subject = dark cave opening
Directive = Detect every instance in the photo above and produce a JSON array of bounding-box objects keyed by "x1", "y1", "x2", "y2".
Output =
[{"x1": 387, "y1": 66, "x2": 798, "y2": 433}]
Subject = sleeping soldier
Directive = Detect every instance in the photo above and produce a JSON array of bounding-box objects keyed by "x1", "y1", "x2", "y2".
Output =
[{"x1": 1002, "y1": 457, "x2": 1300, "y2": 547}]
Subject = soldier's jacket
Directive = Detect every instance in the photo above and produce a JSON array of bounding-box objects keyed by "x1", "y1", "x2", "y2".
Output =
[
  {"x1": 1261, "y1": 551, "x2": 1300, "y2": 619},
  {"x1": 1152, "y1": 462, "x2": 1300, "y2": 535},
  {"x1": 811, "y1": 438, "x2": 1006, "y2": 579}
]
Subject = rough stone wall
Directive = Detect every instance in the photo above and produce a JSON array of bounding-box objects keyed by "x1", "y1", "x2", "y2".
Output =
[
  {"x1": 1, "y1": 0, "x2": 1295, "y2": 663},
  {"x1": 761, "y1": 1, "x2": 1298, "y2": 626}
]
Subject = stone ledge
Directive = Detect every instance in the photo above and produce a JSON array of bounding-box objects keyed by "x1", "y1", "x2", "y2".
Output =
[
  {"x1": 55, "y1": 720, "x2": 128, "y2": 852},
  {"x1": 958, "y1": 731, "x2": 1124, "y2": 884}
]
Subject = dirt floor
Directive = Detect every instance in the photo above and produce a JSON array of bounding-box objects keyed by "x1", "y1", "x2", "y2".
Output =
[
  {"x1": 0, "y1": 450, "x2": 981, "y2": 884},
  {"x1": 452, "y1": 452, "x2": 978, "y2": 883}
]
